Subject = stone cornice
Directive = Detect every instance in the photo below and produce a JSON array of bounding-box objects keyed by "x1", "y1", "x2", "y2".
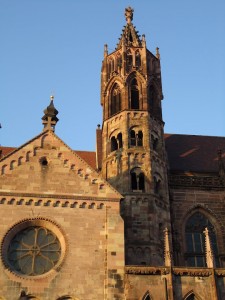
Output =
[
  {"x1": 125, "y1": 266, "x2": 169, "y2": 275},
  {"x1": 125, "y1": 266, "x2": 225, "y2": 277},
  {"x1": 0, "y1": 191, "x2": 119, "y2": 203}
]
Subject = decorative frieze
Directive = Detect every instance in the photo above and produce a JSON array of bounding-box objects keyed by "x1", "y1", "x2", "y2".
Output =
[{"x1": 169, "y1": 175, "x2": 225, "y2": 189}]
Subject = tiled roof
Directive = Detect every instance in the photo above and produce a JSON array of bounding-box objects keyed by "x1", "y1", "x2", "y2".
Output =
[
  {"x1": 0, "y1": 146, "x2": 16, "y2": 158},
  {"x1": 164, "y1": 134, "x2": 225, "y2": 174},
  {"x1": 74, "y1": 150, "x2": 96, "y2": 170}
]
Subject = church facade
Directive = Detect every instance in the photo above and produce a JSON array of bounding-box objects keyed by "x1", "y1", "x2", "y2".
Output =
[{"x1": 0, "y1": 7, "x2": 225, "y2": 300}]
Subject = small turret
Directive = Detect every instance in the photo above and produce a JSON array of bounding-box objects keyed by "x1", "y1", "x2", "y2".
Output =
[{"x1": 42, "y1": 95, "x2": 59, "y2": 131}]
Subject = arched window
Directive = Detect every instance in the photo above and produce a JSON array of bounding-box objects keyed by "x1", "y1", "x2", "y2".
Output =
[
  {"x1": 142, "y1": 292, "x2": 152, "y2": 300},
  {"x1": 110, "y1": 133, "x2": 123, "y2": 152},
  {"x1": 110, "y1": 84, "x2": 121, "y2": 116},
  {"x1": 130, "y1": 130, "x2": 136, "y2": 146},
  {"x1": 184, "y1": 291, "x2": 202, "y2": 300},
  {"x1": 185, "y1": 294, "x2": 195, "y2": 300},
  {"x1": 117, "y1": 133, "x2": 122, "y2": 148},
  {"x1": 137, "y1": 130, "x2": 143, "y2": 146},
  {"x1": 131, "y1": 168, "x2": 145, "y2": 191},
  {"x1": 129, "y1": 128, "x2": 143, "y2": 147},
  {"x1": 130, "y1": 78, "x2": 139, "y2": 109},
  {"x1": 111, "y1": 136, "x2": 118, "y2": 152},
  {"x1": 185, "y1": 212, "x2": 219, "y2": 267}
]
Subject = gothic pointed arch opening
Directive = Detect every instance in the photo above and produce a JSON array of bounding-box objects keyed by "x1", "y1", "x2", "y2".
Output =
[
  {"x1": 183, "y1": 290, "x2": 202, "y2": 300},
  {"x1": 142, "y1": 291, "x2": 152, "y2": 300},
  {"x1": 185, "y1": 211, "x2": 220, "y2": 267},
  {"x1": 130, "y1": 78, "x2": 139, "y2": 109},
  {"x1": 110, "y1": 83, "x2": 121, "y2": 116},
  {"x1": 130, "y1": 167, "x2": 145, "y2": 191}
]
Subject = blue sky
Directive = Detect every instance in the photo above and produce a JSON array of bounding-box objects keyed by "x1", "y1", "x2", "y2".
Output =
[{"x1": 1, "y1": 0, "x2": 225, "y2": 150}]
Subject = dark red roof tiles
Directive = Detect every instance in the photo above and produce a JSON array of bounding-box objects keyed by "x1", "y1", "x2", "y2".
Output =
[
  {"x1": 0, "y1": 146, "x2": 16, "y2": 158},
  {"x1": 74, "y1": 150, "x2": 97, "y2": 170},
  {"x1": 164, "y1": 134, "x2": 225, "y2": 174}
]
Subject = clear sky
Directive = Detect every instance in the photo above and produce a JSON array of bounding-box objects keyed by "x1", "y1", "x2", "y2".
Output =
[{"x1": 1, "y1": 0, "x2": 225, "y2": 151}]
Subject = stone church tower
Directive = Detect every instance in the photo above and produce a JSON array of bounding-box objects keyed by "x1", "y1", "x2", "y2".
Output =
[
  {"x1": 1, "y1": 6, "x2": 225, "y2": 300},
  {"x1": 99, "y1": 7, "x2": 171, "y2": 266}
]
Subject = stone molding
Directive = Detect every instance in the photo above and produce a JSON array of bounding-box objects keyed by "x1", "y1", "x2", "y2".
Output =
[
  {"x1": 125, "y1": 266, "x2": 225, "y2": 277},
  {"x1": 169, "y1": 175, "x2": 225, "y2": 190}
]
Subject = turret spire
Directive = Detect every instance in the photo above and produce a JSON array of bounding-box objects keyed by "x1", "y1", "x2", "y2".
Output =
[
  {"x1": 116, "y1": 7, "x2": 142, "y2": 50},
  {"x1": 42, "y1": 95, "x2": 59, "y2": 132}
]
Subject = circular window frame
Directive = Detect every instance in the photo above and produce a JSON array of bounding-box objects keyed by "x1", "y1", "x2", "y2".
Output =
[{"x1": 1, "y1": 218, "x2": 67, "y2": 279}]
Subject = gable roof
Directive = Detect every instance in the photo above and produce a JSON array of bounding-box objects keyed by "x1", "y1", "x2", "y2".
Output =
[
  {"x1": 165, "y1": 134, "x2": 225, "y2": 174},
  {"x1": 0, "y1": 130, "x2": 122, "y2": 200}
]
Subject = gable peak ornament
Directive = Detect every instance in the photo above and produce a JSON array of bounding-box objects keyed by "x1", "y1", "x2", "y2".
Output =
[{"x1": 125, "y1": 7, "x2": 134, "y2": 24}]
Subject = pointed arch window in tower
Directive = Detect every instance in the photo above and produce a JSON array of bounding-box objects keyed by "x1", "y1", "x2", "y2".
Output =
[
  {"x1": 131, "y1": 79, "x2": 139, "y2": 109},
  {"x1": 110, "y1": 84, "x2": 121, "y2": 116},
  {"x1": 185, "y1": 212, "x2": 219, "y2": 267}
]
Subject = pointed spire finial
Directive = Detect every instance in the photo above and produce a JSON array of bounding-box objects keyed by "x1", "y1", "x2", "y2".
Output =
[
  {"x1": 104, "y1": 44, "x2": 108, "y2": 58},
  {"x1": 156, "y1": 47, "x2": 160, "y2": 59},
  {"x1": 125, "y1": 7, "x2": 134, "y2": 24},
  {"x1": 204, "y1": 227, "x2": 215, "y2": 268},
  {"x1": 164, "y1": 227, "x2": 173, "y2": 267}
]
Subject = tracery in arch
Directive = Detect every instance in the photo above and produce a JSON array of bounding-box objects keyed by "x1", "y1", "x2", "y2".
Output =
[
  {"x1": 185, "y1": 211, "x2": 219, "y2": 267},
  {"x1": 110, "y1": 83, "x2": 121, "y2": 116},
  {"x1": 130, "y1": 78, "x2": 139, "y2": 109}
]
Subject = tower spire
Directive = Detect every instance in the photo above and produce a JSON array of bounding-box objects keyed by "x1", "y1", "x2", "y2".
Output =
[
  {"x1": 42, "y1": 95, "x2": 59, "y2": 132},
  {"x1": 116, "y1": 7, "x2": 142, "y2": 50}
]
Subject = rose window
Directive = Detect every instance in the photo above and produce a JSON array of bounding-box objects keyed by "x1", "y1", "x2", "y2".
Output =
[{"x1": 7, "y1": 226, "x2": 61, "y2": 276}]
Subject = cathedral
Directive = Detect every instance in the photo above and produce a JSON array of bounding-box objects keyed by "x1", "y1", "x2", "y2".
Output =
[{"x1": 0, "y1": 7, "x2": 225, "y2": 300}]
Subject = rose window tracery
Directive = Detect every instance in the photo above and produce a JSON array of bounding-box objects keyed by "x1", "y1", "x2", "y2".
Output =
[{"x1": 7, "y1": 226, "x2": 61, "y2": 276}]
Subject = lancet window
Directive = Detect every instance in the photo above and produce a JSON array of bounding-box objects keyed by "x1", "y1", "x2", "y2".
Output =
[
  {"x1": 185, "y1": 212, "x2": 219, "y2": 267},
  {"x1": 110, "y1": 84, "x2": 121, "y2": 116},
  {"x1": 130, "y1": 78, "x2": 139, "y2": 109}
]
